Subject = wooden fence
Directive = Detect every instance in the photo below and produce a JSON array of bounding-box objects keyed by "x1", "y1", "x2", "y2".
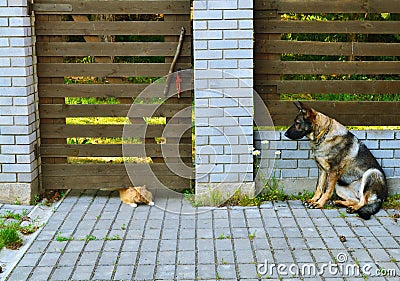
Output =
[
  {"x1": 34, "y1": 0, "x2": 192, "y2": 191},
  {"x1": 255, "y1": 0, "x2": 400, "y2": 126}
]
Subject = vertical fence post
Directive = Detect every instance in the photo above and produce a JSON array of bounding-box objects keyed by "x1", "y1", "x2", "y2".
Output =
[
  {"x1": 0, "y1": 0, "x2": 39, "y2": 204},
  {"x1": 193, "y1": 0, "x2": 255, "y2": 203}
]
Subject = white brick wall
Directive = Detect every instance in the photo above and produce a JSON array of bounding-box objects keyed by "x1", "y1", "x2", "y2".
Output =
[
  {"x1": 193, "y1": 0, "x2": 254, "y2": 194},
  {"x1": 0, "y1": 0, "x2": 39, "y2": 203},
  {"x1": 255, "y1": 130, "x2": 400, "y2": 181}
]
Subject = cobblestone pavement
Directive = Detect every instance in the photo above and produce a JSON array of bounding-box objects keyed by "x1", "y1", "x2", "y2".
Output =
[{"x1": 3, "y1": 189, "x2": 400, "y2": 280}]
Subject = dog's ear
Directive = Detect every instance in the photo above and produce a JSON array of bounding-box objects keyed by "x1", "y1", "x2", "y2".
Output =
[
  {"x1": 298, "y1": 101, "x2": 317, "y2": 120},
  {"x1": 293, "y1": 101, "x2": 302, "y2": 111}
]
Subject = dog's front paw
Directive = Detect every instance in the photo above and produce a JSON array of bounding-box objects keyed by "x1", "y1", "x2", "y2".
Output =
[
  {"x1": 346, "y1": 206, "x2": 356, "y2": 214},
  {"x1": 303, "y1": 200, "x2": 322, "y2": 209}
]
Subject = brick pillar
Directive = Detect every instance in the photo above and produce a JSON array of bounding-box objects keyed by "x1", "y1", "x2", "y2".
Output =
[
  {"x1": 0, "y1": 0, "x2": 39, "y2": 204},
  {"x1": 193, "y1": 0, "x2": 254, "y2": 203}
]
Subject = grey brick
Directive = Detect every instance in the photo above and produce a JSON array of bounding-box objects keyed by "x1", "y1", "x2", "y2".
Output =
[
  {"x1": 276, "y1": 140, "x2": 297, "y2": 150},
  {"x1": 224, "y1": 9, "x2": 252, "y2": 19},
  {"x1": 382, "y1": 159, "x2": 398, "y2": 168},
  {"x1": 380, "y1": 140, "x2": 398, "y2": 149},
  {"x1": 370, "y1": 149, "x2": 394, "y2": 159},
  {"x1": 194, "y1": 10, "x2": 223, "y2": 20},
  {"x1": 367, "y1": 130, "x2": 395, "y2": 140},
  {"x1": 351, "y1": 130, "x2": 366, "y2": 139},
  {"x1": 363, "y1": 140, "x2": 379, "y2": 149},
  {"x1": 281, "y1": 168, "x2": 309, "y2": 178},
  {"x1": 276, "y1": 159, "x2": 297, "y2": 169}
]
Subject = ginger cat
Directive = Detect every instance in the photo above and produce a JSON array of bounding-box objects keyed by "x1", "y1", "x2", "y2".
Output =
[
  {"x1": 119, "y1": 185, "x2": 154, "y2": 207},
  {"x1": 102, "y1": 185, "x2": 154, "y2": 207}
]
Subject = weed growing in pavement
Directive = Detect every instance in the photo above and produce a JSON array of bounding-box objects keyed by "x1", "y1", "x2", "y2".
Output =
[
  {"x1": 0, "y1": 228, "x2": 23, "y2": 250},
  {"x1": 0, "y1": 210, "x2": 38, "y2": 250}
]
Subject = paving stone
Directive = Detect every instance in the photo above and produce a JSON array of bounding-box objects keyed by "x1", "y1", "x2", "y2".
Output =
[
  {"x1": 133, "y1": 264, "x2": 155, "y2": 280},
  {"x1": 176, "y1": 264, "x2": 196, "y2": 280},
  {"x1": 118, "y1": 251, "x2": 137, "y2": 265},
  {"x1": 113, "y1": 265, "x2": 134, "y2": 280},
  {"x1": 177, "y1": 250, "x2": 195, "y2": 265},
  {"x1": 197, "y1": 263, "x2": 217, "y2": 279},
  {"x1": 4, "y1": 191, "x2": 400, "y2": 281},
  {"x1": 157, "y1": 250, "x2": 177, "y2": 265},
  {"x1": 92, "y1": 265, "x2": 114, "y2": 280},
  {"x1": 217, "y1": 264, "x2": 237, "y2": 279},
  {"x1": 154, "y1": 264, "x2": 176, "y2": 280},
  {"x1": 50, "y1": 266, "x2": 74, "y2": 281}
]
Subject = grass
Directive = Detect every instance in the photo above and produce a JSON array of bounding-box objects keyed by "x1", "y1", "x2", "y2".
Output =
[
  {"x1": 0, "y1": 210, "x2": 37, "y2": 250},
  {"x1": 383, "y1": 194, "x2": 400, "y2": 210}
]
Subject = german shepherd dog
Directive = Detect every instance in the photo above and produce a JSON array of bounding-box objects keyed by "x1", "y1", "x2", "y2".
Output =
[{"x1": 285, "y1": 101, "x2": 387, "y2": 219}]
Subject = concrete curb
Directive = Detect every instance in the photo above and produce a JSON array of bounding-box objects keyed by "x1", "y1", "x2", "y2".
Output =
[{"x1": 0, "y1": 190, "x2": 69, "y2": 281}]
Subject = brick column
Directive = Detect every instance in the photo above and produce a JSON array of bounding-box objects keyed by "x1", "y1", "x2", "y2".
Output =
[
  {"x1": 0, "y1": 0, "x2": 39, "y2": 204},
  {"x1": 193, "y1": 0, "x2": 254, "y2": 203}
]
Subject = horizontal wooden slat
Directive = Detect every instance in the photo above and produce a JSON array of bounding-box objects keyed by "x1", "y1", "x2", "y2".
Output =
[
  {"x1": 255, "y1": 0, "x2": 400, "y2": 13},
  {"x1": 259, "y1": 101, "x2": 400, "y2": 126},
  {"x1": 256, "y1": 40, "x2": 400, "y2": 56},
  {"x1": 37, "y1": 63, "x2": 191, "y2": 77},
  {"x1": 41, "y1": 163, "x2": 191, "y2": 190},
  {"x1": 40, "y1": 144, "x2": 192, "y2": 157},
  {"x1": 38, "y1": 83, "x2": 193, "y2": 98},
  {"x1": 42, "y1": 163, "x2": 192, "y2": 176},
  {"x1": 34, "y1": 0, "x2": 190, "y2": 14},
  {"x1": 255, "y1": 80, "x2": 400, "y2": 95},
  {"x1": 39, "y1": 84, "x2": 147, "y2": 98},
  {"x1": 256, "y1": 61, "x2": 400, "y2": 75},
  {"x1": 36, "y1": 42, "x2": 191, "y2": 57},
  {"x1": 40, "y1": 104, "x2": 191, "y2": 118},
  {"x1": 255, "y1": 20, "x2": 400, "y2": 34},
  {"x1": 40, "y1": 124, "x2": 192, "y2": 138},
  {"x1": 35, "y1": 21, "x2": 192, "y2": 35},
  {"x1": 42, "y1": 175, "x2": 190, "y2": 190}
]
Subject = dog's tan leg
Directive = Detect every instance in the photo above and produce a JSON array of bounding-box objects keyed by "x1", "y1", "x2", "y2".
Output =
[
  {"x1": 305, "y1": 167, "x2": 327, "y2": 206},
  {"x1": 308, "y1": 171, "x2": 339, "y2": 209},
  {"x1": 346, "y1": 193, "x2": 368, "y2": 213},
  {"x1": 334, "y1": 199, "x2": 359, "y2": 208}
]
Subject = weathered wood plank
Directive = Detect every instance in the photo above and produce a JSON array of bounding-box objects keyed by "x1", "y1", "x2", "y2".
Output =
[
  {"x1": 41, "y1": 163, "x2": 192, "y2": 190},
  {"x1": 42, "y1": 176, "x2": 191, "y2": 190},
  {"x1": 37, "y1": 63, "x2": 192, "y2": 77},
  {"x1": 36, "y1": 42, "x2": 192, "y2": 57},
  {"x1": 40, "y1": 124, "x2": 192, "y2": 138},
  {"x1": 34, "y1": 0, "x2": 190, "y2": 14},
  {"x1": 42, "y1": 163, "x2": 193, "y2": 176},
  {"x1": 258, "y1": 101, "x2": 400, "y2": 126},
  {"x1": 40, "y1": 104, "x2": 191, "y2": 118},
  {"x1": 255, "y1": 61, "x2": 400, "y2": 75},
  {"x1": 35, "y1": 21, "x2": 192, "y2": 36},
  {"x1": 39, "y1": 84, "x2": 147, "y2": 98},
  {"x1": 256, "y1": 40, "x2": 400, "y2": 56},
  {"x1": 38, "y1": 84, "x2": 193, "y2": 98},
  {"x1": 255, "y1": 20, "x2": 400, "y2": 34},
  {"x1": 40, "y1": 143, "x2": 192, "y2": 157},
  {"x1": 255, "y1": 80, "x2": 400, "y2": 95},
  {"x1": 255, "y1": 0, "x2": 400, "y2": 13}
]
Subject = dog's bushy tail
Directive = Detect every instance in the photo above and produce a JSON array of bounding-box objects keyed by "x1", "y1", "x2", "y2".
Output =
[{"x1": 357, "y1": 199, "x2": 383, "y2": 220}]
